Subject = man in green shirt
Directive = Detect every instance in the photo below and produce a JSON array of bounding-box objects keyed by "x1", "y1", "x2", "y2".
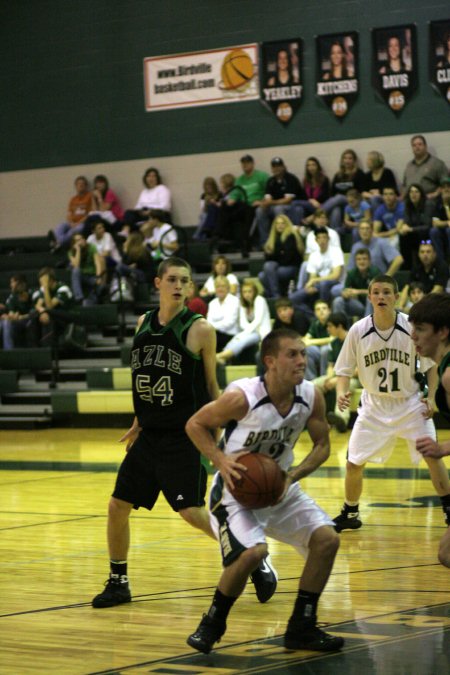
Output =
[
  {"x1": 69, "y1": 233, "x2": 106, "y2": 305},
  {"x1": 235, "y1": 155, "x2": 269, "y2": 207},
  {"x1": 331, "y1": 248, "x2": 380, "y2": 319}
]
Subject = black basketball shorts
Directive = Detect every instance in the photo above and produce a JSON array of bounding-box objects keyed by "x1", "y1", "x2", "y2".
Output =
[{"x1": 112, "y1": 427, "x2": 207, "y2": 511}]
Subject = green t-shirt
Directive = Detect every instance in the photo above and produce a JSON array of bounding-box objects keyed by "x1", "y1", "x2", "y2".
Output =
[
  {"x1": 344, "y1": 265, "x2": 380, "y2": 303},
  {"x1": 5, "y1": 290, "x2": 33, "y2": 315},
  {"x1": 32, "y1": 281, "x2": 74, "y2": 309},
  {"x1": 236, "y1": 170, "x2": 269, "y2": 204},
  {"x1": 308, "y1": 319, "x2": 329, "y2": 339},
  {"x1": 69, "y1": 243, "x2": 97, "y2": 275},
  {"x1": 328, "y1": 337, "x2": 344, "y2": 364}
]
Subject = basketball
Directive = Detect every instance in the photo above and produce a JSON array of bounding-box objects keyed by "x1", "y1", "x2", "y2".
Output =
[
  {"x1": 229, "y1": 452, "x2": 285, "y2": 509},
  {"x1": 221, "y1": 49, "x2": 254, "y2": 90}
]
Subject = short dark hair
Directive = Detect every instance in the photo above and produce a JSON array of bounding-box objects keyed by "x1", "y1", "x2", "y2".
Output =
[
  {"x1": 149, "y1": 209, "x2": 166, "y2": 222},
  {"x1": 275, "y1": 297, "x2": 293, "y2": 310},
  {"x1": 10, "y1": 273, "x2": 27, "y2": 285},
  {"x1": 261, "y1": 328, "x2": 302, "y2": 361},
  {"x1": 368, "y1": 274, "x2": 398, "y2": 293},
  {"x1": 315, "y1": 227, "x2": 329, "y2": 238},
  {"x1": 409, "y1": 293, "x2": 450, "y2": 333},
  {"x1": 38, "y1": 267, "x2": 56, "y2": 281},
  {"x1": 328, "y1": 312, "x2": 348, "y2": 329},
  {"x1": 157, "y1": 256, "x2": 192, "y2": 278},
  {"x1": 355, "y1": 247, "x2": 371, "y2": 259},
  {"x1": 411, "y1": 134, "x2": 427, "y2": 146}
]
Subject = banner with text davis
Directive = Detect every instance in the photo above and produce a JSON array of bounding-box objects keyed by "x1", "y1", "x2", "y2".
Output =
[
  {"x1": 260, "y1": 39, "x2": 303, "y2": 125},
  {"x1": 429, "y1": 19, "x2": 450, "y2": 106},
  {"x1": 144, "y1": 44, "x2": 259, "y2": 111},
  {"x1": 315, "y1": 32, "x2": 359, "y2": 119},
  {"x1": 372, "y1": 25, "x2": 418, "y2": 115}
]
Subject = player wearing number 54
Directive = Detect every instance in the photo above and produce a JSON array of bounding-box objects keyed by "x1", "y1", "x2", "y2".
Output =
[{"x1": 332, "y1": 274, "x2": 450, "y2": 533}]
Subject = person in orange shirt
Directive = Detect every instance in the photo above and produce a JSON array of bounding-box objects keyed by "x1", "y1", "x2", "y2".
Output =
[{"x1": 51, "y1": 176, "x2": 93, "y2": 249}]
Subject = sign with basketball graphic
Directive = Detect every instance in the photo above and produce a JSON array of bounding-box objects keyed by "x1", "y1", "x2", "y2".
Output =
[
  {"x1": 143, "y1": 44, "x2": 259, "y2": 111},
  {"x1": 372, "y1": 25, "x2": 418, "y2": 115},
  {"x1": 315, "y1": 32, "x2": 359, "y2": 119},
  {"x1": 259, "y1": 39, "x2": 302, "y2": 125},
  {"x1": 429, "y1": 19, "x2": 450, "y2": 106}
]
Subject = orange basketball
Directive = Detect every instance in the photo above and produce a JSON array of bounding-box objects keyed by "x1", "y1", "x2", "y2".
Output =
[
  {"x1": 221, "y1": 49, "x2": 254, "y2": 90},
  {"x1": 229, "y1": 452, "x2": 285, "y2": 509}
]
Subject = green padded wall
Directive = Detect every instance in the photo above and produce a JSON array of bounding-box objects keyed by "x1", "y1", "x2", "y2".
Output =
[{"x1": 1, "y1": 1, "x2": 448, "y2": 171}]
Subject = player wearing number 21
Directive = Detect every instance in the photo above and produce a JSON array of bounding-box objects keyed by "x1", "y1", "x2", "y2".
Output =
[
  {"x1": 333, "y1": 274, "x2": 450, "y2": 533},
  {"x1": 185, "y1": 328, "x2": 344, "y2": 654}
]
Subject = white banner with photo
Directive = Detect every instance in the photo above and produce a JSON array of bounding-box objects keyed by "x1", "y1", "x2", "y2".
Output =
[{"x1": 144, "y1": 44, "x2": 259, "y2": 111}]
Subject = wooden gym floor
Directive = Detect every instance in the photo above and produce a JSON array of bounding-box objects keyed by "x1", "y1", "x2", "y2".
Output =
[{"x1": 1, "y1": 427, "x2": 450, "y2": 674}]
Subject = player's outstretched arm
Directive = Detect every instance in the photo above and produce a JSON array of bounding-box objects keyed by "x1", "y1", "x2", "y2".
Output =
[
  {"x1": 289, "y1": 387, "x2": 330, "y2": 482},
  {"x1": 185, "y1": 389, "x2": 249, "y2": 490},
  {"x1": 192, "y1": 317, "x2": 220, "y2": 401}
]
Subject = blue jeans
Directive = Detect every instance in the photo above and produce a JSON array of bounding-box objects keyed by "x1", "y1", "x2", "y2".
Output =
[
  {"x1": 71, "y1": 268, "x2": 105, "y2": 305},
  {"x1": 1, "y1": 317, "x2": 29, "y2": 349},
  {"x1": 224, "y1": 330, "x2": 260, "y2": 357},
  {"x1": 54, "y1": 222, "x2": 85, "y2": 248},
  {"x1": 321, "y1": 194, "x2": 347, "y2": 230},
  {"x1": 430, "y1": 226, "x2": 450, "y2": 262},
  {"x1": 305, "y1": 344, "x2": 330, "y2": 380},
  {"x1": 259, "y1": 261, "x2": 299, "y2": 298}
]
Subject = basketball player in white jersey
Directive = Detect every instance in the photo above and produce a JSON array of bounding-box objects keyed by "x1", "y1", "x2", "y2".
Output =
[
  {"x1": 333, "y1": 275, "x2": 450, "y2": 532},
  {"x1": 185, "y1": 328, "x2": 344, "y2": 654}
]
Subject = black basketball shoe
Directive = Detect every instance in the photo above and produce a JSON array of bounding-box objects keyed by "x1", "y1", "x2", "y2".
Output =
[
  {"x1": 284, "y1": 621, "x2": 345, "y2": 652},
  {"x1": 92, "y1": 575, "x2": 131, "y2": 608},
  {"x1": 250, "y1": 554, "x2": 278, "y2": 603},
  {"x1": 187, "y1": 613, "x2": 226, "y2": 654},
  {"x1": 333, "y1": 506, "x2": 362, "y2": 533}
]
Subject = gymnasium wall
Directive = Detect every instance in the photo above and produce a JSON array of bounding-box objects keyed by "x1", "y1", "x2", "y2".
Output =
[{"x1": 0, "y1": 1, "x2": 449, "y2": 236}]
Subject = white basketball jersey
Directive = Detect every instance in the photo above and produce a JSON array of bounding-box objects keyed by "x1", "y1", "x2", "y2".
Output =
[
  {"x1": 335, "y1": 312, "x2": 433, "y2": 401},
  {"x1": 222, "y1": 377, "x2": 315, "y2": 472}
]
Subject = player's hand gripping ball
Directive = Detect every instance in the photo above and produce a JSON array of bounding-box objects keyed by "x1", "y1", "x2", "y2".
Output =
[{"x1": 229, "y1": 452, "x2": 285, "y2": 509}]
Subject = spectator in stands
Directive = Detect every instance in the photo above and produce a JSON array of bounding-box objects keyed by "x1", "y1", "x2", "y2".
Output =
[
  {"x1": 430, "y1": 177, "x2": 450, "y2": 262},
  {"x1": 258, "y1": 214, "x2": 304, "y2": 298},
  {"x1": 215, "y1": 279, "x2": 271, "y2": 365},
  {"x1": 85, "y1": 174, "x2": 124, "y2": 232},
  {"x1": 272, "y1": 297, "x2": 310, "y2": 337},
  {"x1": 206, "y1": 276, "x2": 240, "y2": 351},
  {"x1": 51, "y1": 176, "x2": 93, "y2": 250},
  {"x1": 331, "y1": 248, "x2": 380, "y2": 319},
  {"x1": 343, "y1": 189, "x2": 371, "y2": 240},
  {"x1": 289, "y1": 227, "x2": 344, "y2": 312},
  {"x1": 321, "y1": 149, "x2": 365, "y2": 231},
  {"x1": 199, "y1": 255, "x2": 239, "y2": 300},
  {"x1": 193, "y1": 177, "x2": 222, "y2": 241},
  {"x1": 211, "y1": 173, "x2": 251, "y2": 255},
  {"x1": 361, "y1": 150, "x2": 398, "y2": 212},
  {"x1": 397, "y1": 240, "x2": 449, "y2": 311},
  {"x1": 398, "y1": 281, "x2": 426, "y2": 314},
  {"x1": 302, "y1": 157, "x2": 331, "y2": 220},
  {"x1": 255, "y1": 157, "x2": 304, "y2": 246},
  {"x1": 68, "y1": 233, "x2": 106, "y2": 306},
  {"x1": 303, "y1": 299, "x2": 333, "y2": 380},
  {"x1": 304, "y1": 209, "x2": 342, "y2": 254},
  {"x1": 122, "y1": 167, "x2": 172, "y2": 235},
  {"x1": 87, "y1": 220, "x2": 122, "y2": 270},
  {"x1": 0, "y1": 274, "x2": 33, "y2": 349},
  {"x1": 186, "y1": 281, "x2": 208, "y2": 318},
  {"x1": 373, "y1": 186, "x2": 405, "y2": 248},
  {"x1": 29, "y1": 267, "x2": 74, "y2": 347},
  {"x1": 116, "y1": 231, "x2": 155, "y2": 284},
  {"x1": 399, "y1": 184, "x2": 433, "y2": 269},
  {"x1": 402, "y1": 135, "x2": 448, "y2": 199},
  {"x1": 348, "y1": 220, "x2": 404, "y2": 276},
  {"x1": 313, "y1": 312, "x2": 357, "y2": 433},
  {"x1": 140, "y1": 209, "x2": 179, "y2": 260},
  {"x1": 235, "y1": 154, "x2": 269, "y2": 208}
]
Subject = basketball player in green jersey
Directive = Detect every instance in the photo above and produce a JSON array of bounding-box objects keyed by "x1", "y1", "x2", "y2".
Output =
[
  {"x1": 93, "y1": 257, "x2": 277, "y2": 607},
  {"x1": 410, "y1": 292, "x2": 450, "y2": 568}
]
